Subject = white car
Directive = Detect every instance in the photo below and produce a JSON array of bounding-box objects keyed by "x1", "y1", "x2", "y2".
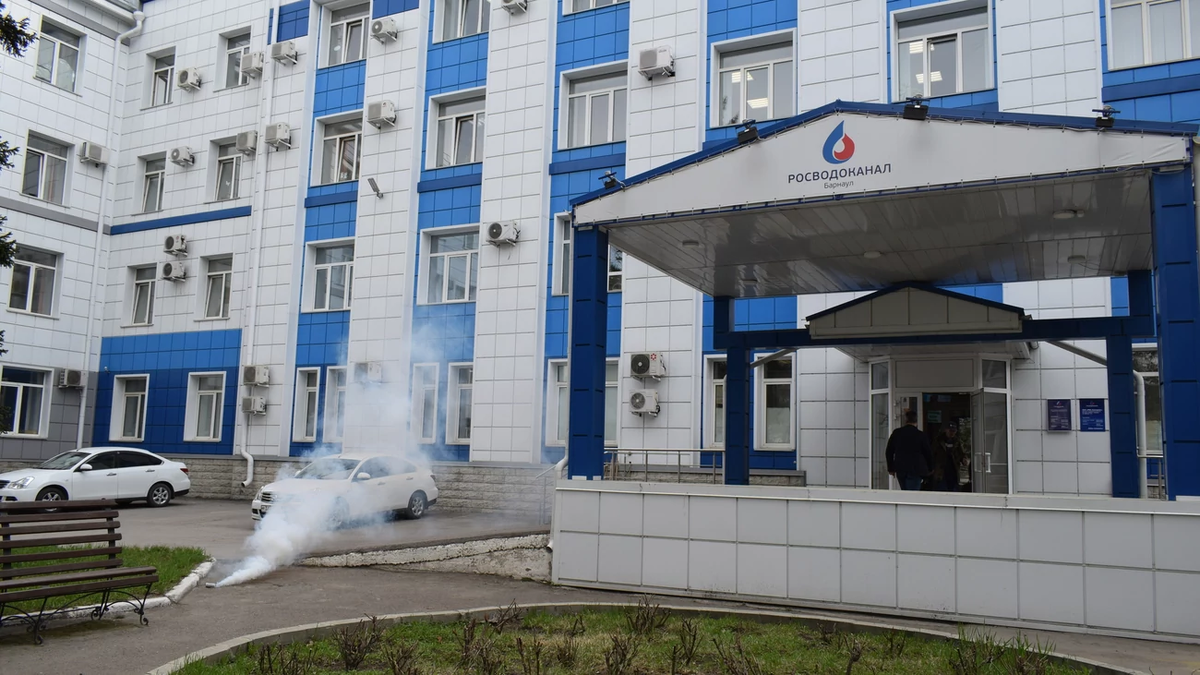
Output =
[
  {"x1": 251, "y1": 453, "x2": 438, "y2": 526},
  {"x1": 0, "y1": 447, "x2": 191, "y2": 507}
]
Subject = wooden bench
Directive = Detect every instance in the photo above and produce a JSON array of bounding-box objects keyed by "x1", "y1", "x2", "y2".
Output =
[{"x1": 0, "y1": 499, "x2": 158, "y2": 643}]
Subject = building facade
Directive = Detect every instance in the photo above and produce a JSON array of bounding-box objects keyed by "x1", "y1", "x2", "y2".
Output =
[{"x1": 0, "y1": 0, "x2": 1192, "y2": 497}]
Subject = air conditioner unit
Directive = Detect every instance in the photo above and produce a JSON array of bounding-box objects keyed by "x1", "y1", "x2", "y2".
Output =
[
  {"x1": 236, "y1": 130, "x2": 258, "y2": 155},
  {"x1": 366, "y1": 100, "x2": 397, "y2": 128},
  {"x1": 241, "y1": 396, "x2": 267, "y2": 415},
  {"x1": 637, "y1": 46, "x2": 675, "y2": 80},
  {"x1": 370, "y1": 17, "x2": 398, "y2": 43},
  {"x1": 78, "y1": 141, "x2": 110, "y2": 167},
  {"x1": 354, "y1": 361, "x2": 383, "y2": 384},
  {"x1": 630, "y1": 352, "x2": 666, "y2": 380},
  {"x1": 485, "y1": 221, "x2": 519, "y2": 246},
  {"x1": 264, "y1": 122, "x2": 292, "y2": 149},
  {"x1": 629, "y1": 389, "x2": 660, "y2": 417},
  {"x1": 500, "y1": 0, "x2": 528, "y2": 13},
  {"x1": 271, "y1": 40, "x2": 298, "y2": 65},
  {"x1": 242, "y1": 365, "x2": 270, "y2": 386},
  {"x1": 177, "y1": 67, "x2": 202, "y2": 90},
  {"x1": 161, "y1": 260, "x2": 187, "y2": 281},
  {"x1": 239, "y1": 51, "x2": 265, "y2": 77},
  {"x1": 57, "y1": 369, "x2": 85, "y2": 389},
  {"x1": 163, "y1": 234, "x2": 187, "y2": 255},
  {"x1": 169, "y1": 146, "x2": 195, "y2": 166}
]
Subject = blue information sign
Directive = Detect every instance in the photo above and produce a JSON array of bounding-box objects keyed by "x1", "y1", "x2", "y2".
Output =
[
  {"x1": 1047, "y1": 399, "x2": 1072, "y2": 431},
  {"x1": 1080, "y1": 399, "x2": 1106, "y2": 432}
]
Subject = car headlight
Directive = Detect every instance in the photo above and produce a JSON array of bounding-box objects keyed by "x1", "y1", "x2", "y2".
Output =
[
  {"x1": 254, "y1": 489, "x2": 263, "y2": 501},
  {"x1": 7, "y1": 476, "x2": 34, "y2": 489}
]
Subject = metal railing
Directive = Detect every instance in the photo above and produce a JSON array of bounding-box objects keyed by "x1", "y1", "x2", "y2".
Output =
[{"x1": 603, "y1": 449, "x2": 725, "y2": 484}]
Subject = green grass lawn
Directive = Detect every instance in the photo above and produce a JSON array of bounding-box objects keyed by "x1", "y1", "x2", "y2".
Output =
[{"x1": 175, "y1": 603, "x2": 1086, "y2": 675}]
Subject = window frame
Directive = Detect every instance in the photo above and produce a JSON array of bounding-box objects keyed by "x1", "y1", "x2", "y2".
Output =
[
  {"x1": 34, "y1": 18, "x2": 81, "y2": 93},
  {"x1": 565, "y1": 0, "x2": 628, "y2": 16},
  {"x1": 704, "y1": 356, "x2": 727, "y2": 449},
  {"x1": 185, "y1": 371, "x2": 225, "y2": 442},
  {"x1": 420, "y1": 226, "x2": 480, "y2": 305},
  {"x1": 892, "y1": 1, "x2": 993, "y2": 101},
  {"x1": 142, "y1": 156, "x2": 166, "y2": 213},
  {"x1": 439, "y1": 0, "x2": 491, "y2": 42},
  {"x1": 8, "y1": 247, "x2": 58, "y2": 317},
  {"x1": 325, "y1": 3, "x2": 369, "y2": 67},
  {"x1": 223, "y1": 30, "x2": 252, "y2": 88},
  {"x1": 129, "y1": 265, "x2": 156, "y2": 327},
  {"x1": 552, "y1": 214, "x2": 572, "y2": 296},
  {"x1": 111, "y1": 374, "x2": 149, "y2": 442},
  {"x1": 22, "y1": 133, "x2": 70, "y2": 205},
  {"x1": 1108, "y1": 0, "x2": 1200, "y2": 69},
  {"x1": 0, "y1": 366, "x2": 50, "y2": 437},
  {"x1": 316, "y1": 114, "x2": 364, "y2": 186},
  {"x1": 604, "y1": 358, "x2": 618, "y2": 447},
  {"x1": 429, "y1": 90, "x2": 487, "y2": 169},
  {"x1": 560, "y1": 64, "x2": 628, "y2": 149},
  {"x1": 202, "y1": 257, "x2": 233, "y2": 320},
  {"x1": 412, "y1": 363, "x2": 439, "y2": 444},
  {"x1": 149, "y1": 51, "x2": 175, "y2": 107},
  {"x1": 446, "y1": 363, "x2": 473, "y2": 445},
  {"x1": 308, "y1": 242, "x2": 355, "y2": 312},
  {"x1": 324, "y1": 366, "x2": 348, "y2": 442},
  {"x1": 607, "y1": 246, "x2": 623, "y2": 293},
  {"x1": 754, "y1": 353, "x2": 795, "y2": 451},
  {"x1": 711, "y1": 31, "x2": 796, "y2": 128},
  {"x1": 294, "y1": 367, "x2": 321, "y2": 442},
  {"x1": 214, "y1": 142, "x2": 242, "y2": 201},
  {"x1": 545, "y1": 359, "x2": 570, "y2": 447}
]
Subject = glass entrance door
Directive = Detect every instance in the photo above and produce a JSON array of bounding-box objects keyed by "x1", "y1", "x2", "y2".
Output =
[{"x1": 970, "y1": 390, "x2": 1010, "y2": 494}]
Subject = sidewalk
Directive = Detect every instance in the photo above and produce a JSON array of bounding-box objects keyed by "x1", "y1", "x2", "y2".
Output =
[{"x1": 1, "y1": 566, "x2": 1198, "y2": 675}]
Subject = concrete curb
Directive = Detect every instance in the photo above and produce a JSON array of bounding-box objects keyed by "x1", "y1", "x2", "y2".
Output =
[
  {"x1": 301, "y1": 534, "x2": 548, "y2": 567},
  {"x1": 144, "y1": 601, "x2": 1144, "y2": 675}
]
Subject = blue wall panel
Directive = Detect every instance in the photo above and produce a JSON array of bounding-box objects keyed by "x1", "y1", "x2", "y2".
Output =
[
  {"x1": 1099, "y1": 2, "x2": 1200, "y2": 126},
  {"x1": 374, "y1": 0, "x2": 420, "y2": 18},
  {"x1": 314, "y1": 60, "x2": 367, "y2": 118},
  {"x1": 416, "y1": 183, "x2": 482, "y2": 229},
  {"x1": 305, "y1": 198, "x2": 357, "y2": 242},
  {"x1": 277, "y1": 0, "x2": 309, "y2": 42},
  {"x1": 290, "y1": 312, "x2": 350, "y2": 456},
  {"x1": 411, "y1": 304, "x2": 477, "y2": 462},
  {"x1": 552, "y1": 0, "x2": 629, "y2": 158}
]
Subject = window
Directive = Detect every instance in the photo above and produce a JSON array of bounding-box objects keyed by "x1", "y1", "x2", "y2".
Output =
[
  {"x1": 605, "y1": 359, "x2": 618, "y2": 446},
  {"x1": 547, "y1": 361, "x2": 569, "y2": 445},
  {"x1": 130, "y1": 266, "x2": 156, "y2": 326},
  {"x1": 224, "y1": 31, "x2": 252, "y2": 88},
  {"x1": 425, "y1": 231, "x2": 479, "y2": 304},
  {"x1": 757, "y1": 357, "x2": 793, "y2": 449},
  {"x1": 434, "y1": 95, "x2": 486, "y2": 167},
  {"x1": 150, "y1": 52, "x2": 174, "y2": 106},
  {"x1": 313, "y1": 244, "x2": 354, "y2": 310},
  {"x1": 1110, "y1": 0, "x2": 1200, "y2": 68},
  {"x1": 565, "y1": 70, "x2": 627, "y2": 148},
  {"x1": 215, "y1": 143, "x2": 241, "y2": 201},
  {"x1": 715, "y1": 40, "x2": 793, "y2": 126},
  {"x1": 294, "y1": 368, "x2": 320, "y2": 442},
  {"x1": 607, "y1": 246, "x2": 623, "y2": 292},
  {"x1": 118, "y1": 451, "x2": 162, "y2": 467},
  {"x1": 113, "y1": 376, "x2": 148, "y2": 442},
  {"x1": 896, "y1": 5, "x2": 990, "y2": 99},
  {"x1": 569, "y1": 0, "x2": 626, "y2": 13},
  {"x1": 707, "y1": 359, "x2": 727, "y2": 447},
  {"x1": 188, "y1": 373, "x2": 224, "y2": 441},
  {"x1": 325, "y1": 366, "x2": 347, "y2": 442},
  {"x1": 22, "y1": 134, "x2": 69, "y2": 204},
  {"x1": 553, "y1": 216, "x2": 572, "y2": 296},
  {"x1": 0, "y1": 367, "x2": 47, "y2": 436},
  {"x1": 204, "y1": 257, "x2": 233, "y2": 319},
  {"x1": 327, "y1": 3, "x2": 368, "y2": 66},
  {"x1": 319, "y1": 119, "x2": 362, "y2": 185},
  {"x1": 8, "y1": 248, "x2": 56, "y2": 316},
  {"x1": 447, "y1": 364, "x2": 473, "y2": 444},
  {"x1": 34, "y1": 19, "x2": 80, "y2": 92},
  {"x1": 412, "y1": 364, "x2": 438, "y2": 444},
  {"x1": 442, "y1": 0, "x2": 490, "y2": 41},
  {"x1": 86, "y1": 452, "x2": 120, "y2": 470},
  {"x1": 142, "y1": 157, "x2": 166, "y2": 213}
]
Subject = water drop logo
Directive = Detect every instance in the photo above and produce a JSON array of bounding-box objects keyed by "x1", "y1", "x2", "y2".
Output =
[{"x1": 822, "y1": 121, "x2": 855, "y2": 164}]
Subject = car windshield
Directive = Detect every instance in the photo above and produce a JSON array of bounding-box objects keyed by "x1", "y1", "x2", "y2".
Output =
[
  {"x1": 293, "y1": 458, "x2": 359, "y2": 480},
  {"x1": 37, "y1": 451, "x2": 91, "y2": 470}
]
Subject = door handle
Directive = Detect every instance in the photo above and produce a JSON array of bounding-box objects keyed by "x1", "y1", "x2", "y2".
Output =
[
  {"x1": 984, "y1": 453, "x2": 992, "y2": 473},
  {"x1": 145, "y1": 469, "x2": 155, "y2": 473},
  {"x1": 406, "y1": 477, "x2": 414, "y2": 481},
  {"x1": 375, "y1": 481, "x2": 385, "y2": 485},
  {"x1": 106, "y1": 472, "x2": 117, "y2": 476}
]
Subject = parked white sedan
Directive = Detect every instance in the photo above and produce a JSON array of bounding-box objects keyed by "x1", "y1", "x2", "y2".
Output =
[
  {"x1": 252, "y1": 453, "x2": 438, "y2": 526},
  {"x1": 0, "y1": 447, "x2": 191, "y2": 506}
]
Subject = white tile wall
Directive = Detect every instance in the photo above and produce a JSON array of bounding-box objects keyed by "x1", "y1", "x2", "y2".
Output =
[
  {"x1": 798, "y1": 0, "x2": 884, "y2": 109},
  {"x1": 996, "y1": 0, "x2": 1101, "y2": 116}
]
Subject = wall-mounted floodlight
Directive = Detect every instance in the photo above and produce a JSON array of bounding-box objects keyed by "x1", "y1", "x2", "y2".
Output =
[
  {"x1": 903, "y1": 96, "x2": 928, "y2": 121},
  {"x1": 367, "y1": 177, "x2": 384, "y2": 198},
  {"x1": 737, "y1": 119, "x2": 759, "y2": 144},
  {"x1": 1093, "y1": 105, "x2": 1119, "y2": 129},
  {"x1": 600, "y1": 170, "x2": 624, "y2": 190}
]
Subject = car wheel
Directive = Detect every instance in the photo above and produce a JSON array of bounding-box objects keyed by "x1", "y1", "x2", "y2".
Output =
[
  {"x1": 405, "y1": 491, "x2": 427, "y2": 520},
  {"x1": 147, "y1": 482, "x2": 173, "y2": 508},
  {"x1": 36, "y1": 486, "x2": 67, "y2": 503},
  {"x1": 328, "y1": 499, "x2": 350, "y2": 530}
]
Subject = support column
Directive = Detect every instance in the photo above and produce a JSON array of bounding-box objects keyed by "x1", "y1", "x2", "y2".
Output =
[
  {"x1": 715, "y1": 297, "x2": 750, "y2": 485},
  {"x1": 568, "y1": 226, "x2": 608, "y2": 479},
  {"x1": 1151, "y1": 169, "x2": 1200, "y2": 499},
  {"x1": 1107, "y1": 335, "x2": 1137, "y2": 498}
]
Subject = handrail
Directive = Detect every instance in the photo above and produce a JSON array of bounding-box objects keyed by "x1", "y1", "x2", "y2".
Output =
[{"x1": 603, "y1": 448, "x2": 725, "y2": 484}]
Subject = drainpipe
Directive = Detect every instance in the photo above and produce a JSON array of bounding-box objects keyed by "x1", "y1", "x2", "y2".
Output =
[{"x1": 75, "y1": 12, "x2": 145, "y2": 450}]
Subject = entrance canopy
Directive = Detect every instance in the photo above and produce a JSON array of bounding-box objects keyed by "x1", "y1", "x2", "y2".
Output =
[{"x1": 571, "y1": 101, "x2": 1195, "y2": 298}]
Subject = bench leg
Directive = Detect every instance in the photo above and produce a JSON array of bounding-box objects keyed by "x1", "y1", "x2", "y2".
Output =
[{"x1": 98, "y1": 584, "x2": 152, "y2": 626}]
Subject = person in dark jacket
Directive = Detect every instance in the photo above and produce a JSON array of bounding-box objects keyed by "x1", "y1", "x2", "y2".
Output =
[
  {"x1": 930, "y1": 423, "x2": 966, "y2": 491},
  {"x1": 885, "y1": 409, "x2": 933, "y2": 491}
]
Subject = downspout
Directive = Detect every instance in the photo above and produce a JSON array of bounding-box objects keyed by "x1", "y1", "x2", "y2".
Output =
[
  {"x1": 75, "y1": 12, "x2": 145, "y2": 449},
  {"x1": 238, "y1": 0, "x2": 284, "y2": 487}
]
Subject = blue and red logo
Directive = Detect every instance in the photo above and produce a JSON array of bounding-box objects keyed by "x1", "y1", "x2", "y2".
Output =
[{"x1": 822, "y1": 121, "x2": 855, "y2": 164}]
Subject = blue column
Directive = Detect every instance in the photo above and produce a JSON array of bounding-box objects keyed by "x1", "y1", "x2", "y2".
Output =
[
  {"x1": 567, "y1": 226, "x2": 609, "y2": 479},
  {"x1": 1107, "y1": 335, "x2": 1137, "y2": 498},
  {"x1": 1151, "y1": 169, "x2": 1200, "y2": 499},
  {"x1": 715, "y1": 297, "x2": 750, "y2": 485}
]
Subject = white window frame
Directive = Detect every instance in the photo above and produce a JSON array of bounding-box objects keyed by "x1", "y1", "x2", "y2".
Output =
[
  {"x1": 446, "y1": 363, "x2": 473, "y2": 445},
  {"x1": 420, "y1": 226, "x2": 479, "y2": 305},
  {"x1": 325, "y1": 2, "x2": 369, "y2": 67},
  {"x1": 293, "y1": 368, "x2": 320, "y2": 442},
  {"x1": 214, "y1": 142, "x2": 241, "y2": 201},
  {"x1": 142, "y1": 156, "x2": 166, "y2": 213},
  {"x1": 755, "y1": 353, "x2": 795, "y2": 451},
  {"x1": 148, "y1": 51, "x2": 175, "y2": 107},
  {"x1": 111, "y1": 375, "x2": 149, "y2": 442},
  {"x1": 1108, "y1": 0, "x2": 1200, "y2": 69},
  {"x1": 892, "y1": 0, "x2": 993, "y2": 101},
  {"x1": 605, "y1": 358, "x2": 618, "y2": 447},
  {"x1": 546, "y1": 359, "x2": 570, "y2": 446},
  {"x1": 711, "y1": 31, "x2": 796, "y2": 128},
  {"x1": 202, "y1": 257, "x2": 233, "y2": 320},
  {"x1": 560, "y1": 64, "x2": 628, "y2": 149},
  {"x1": 439, "y1": 0, "x2": 491, "y2": 42},
  {"x1": 306, "y1": 241, "x2": 355, "y2": 312},
  {"x1": 0, "y1": 366, "x2": 50, "y2": 437},
  {"x1": 324, "y1": 366, "x2": 348, "y2": 442},
  {"x1": 185, "y1": 372, "x2": 225, "y2": 442},
  {"x1": 704, "y1": 355, "x2": 727, "y2": 449},
  {"x1": 34, "y1": 18, "x2": 81, "y2": 93},
  {"x1": 223, "y1": 30, "x2": 252, "y2": 88},
  {"x1": 429, "y1": 89, "x2": 486, "y2": 169},
  {"x1": 565, "y1": 0, "x2": 628, "y2": 16},
  {"x1": 8, "y1": 247, "x2": 58, "y2": 317},
  {"x1": 316, "y1": 114, "x2": 363, "y2": 186},
  {"x1": 22, "y1": 134, "x2": 70, "y2": 205},
  {"x1": 607, "y1": 246, "x2": 623, "y2": 293},
  {"x1": 412, "y1": 363, "x2": 439, "y2": 444},
  {"x1": 553, "y1": 214, "x2": 572, "y2": 296},
  {"x1": 129, "y1": 265, "x2": 156, "y2": 326}
]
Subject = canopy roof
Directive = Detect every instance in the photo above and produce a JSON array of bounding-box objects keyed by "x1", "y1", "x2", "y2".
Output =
[{"x1": 572, "y1": 102, "x2": 1196, "y2": 298}]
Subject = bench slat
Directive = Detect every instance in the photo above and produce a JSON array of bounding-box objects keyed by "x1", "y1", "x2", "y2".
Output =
[
  {"x1": 0, "y1": 574, "x2": 159, "y2": 604},
  {"x1": 0, "y1": 546, "x2": 123, "y2": 566},
  {"x1": 0, "y1": 558, "x2": 123, "y2": 581},
  {"x1": 0, "y1": 500, "x2": 117, "y2": 512},
  {"x1": 0, "y1": 566, "x2": 157, "y2": 592},
  {"x1": 0, "y1": 509, "x2": 118, "y2": 525},
  {"x1": 0, "y1": 533, "x2": 120, "y2": 551},
  {"x1": 0, "y1": 521, "x2": 121, "y2": 537}
]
